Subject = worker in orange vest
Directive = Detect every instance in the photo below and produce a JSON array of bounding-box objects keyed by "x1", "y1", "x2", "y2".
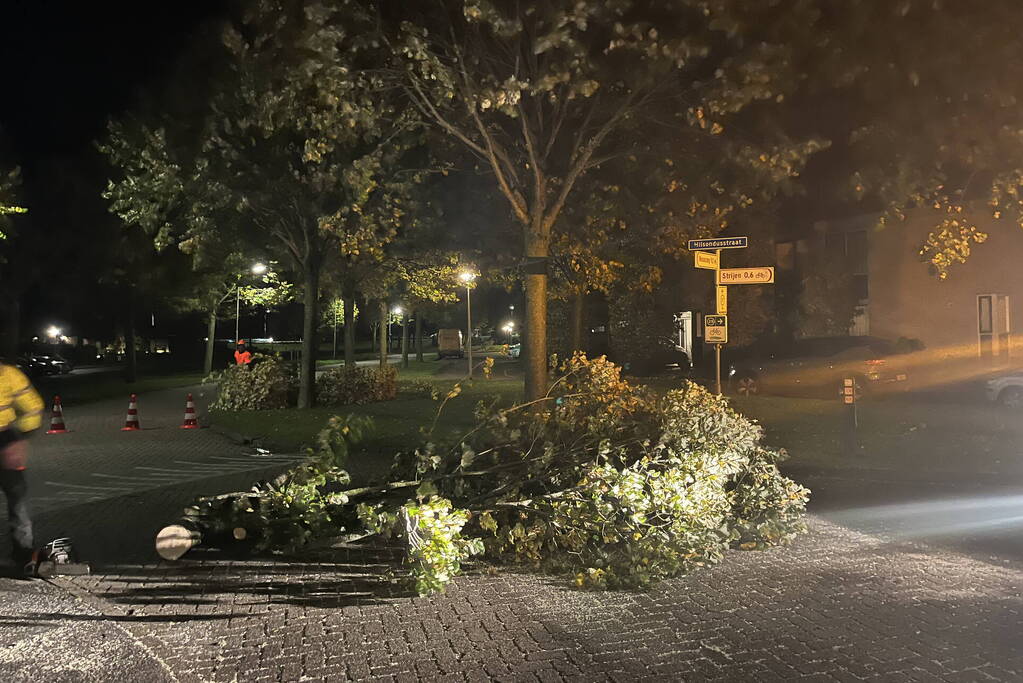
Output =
[{"x1": 233, "y1": 340, "x2": 253, "y2": 367}]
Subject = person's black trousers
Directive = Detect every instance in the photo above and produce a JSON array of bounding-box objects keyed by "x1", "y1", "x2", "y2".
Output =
[{"x1": 0, "y1": 469, "x2": 33, "y2": 563}]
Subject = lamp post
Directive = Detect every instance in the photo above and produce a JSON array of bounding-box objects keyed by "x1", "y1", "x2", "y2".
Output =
[
  {"x1": 236, "y1": 262, "x2": 267, "y2": 342},
  {"x1": 459, "y1": 271, "x2": 476, "y2": 377}
]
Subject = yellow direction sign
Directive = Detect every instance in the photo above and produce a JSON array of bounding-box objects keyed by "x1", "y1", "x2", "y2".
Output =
[
  {"x1": 716, "y1": 286, "x2": 727, "y2": 315},
  {"x1": 704, "y1": 314, "x2": 727, "y2": 343},
  {"x1": 694, "y1": 250, "x2": 719, "y2": 270},
  {"x1": 717, "y1": 267, "x2": 775, "y2": 285}
]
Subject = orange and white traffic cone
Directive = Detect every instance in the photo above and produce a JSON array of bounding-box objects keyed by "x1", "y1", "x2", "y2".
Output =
[
  {"x1": 46, "y1": 395, "x2": 68, "y2": 434},
  {"x1": 121, "y1": 393, "x2": 141, "y2": 431},
  {"x1": 180, "y1": 393, "x2": 199, "y2": 429}
]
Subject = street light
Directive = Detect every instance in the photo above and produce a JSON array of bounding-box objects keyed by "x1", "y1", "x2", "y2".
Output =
[
  {"x1": 46, "y1": 326, "x2": 61, "y2": 340},
  {"x1": 236, "y1": 263, "x2": 268, "y2": 342},
  {"x1": 390, "y1": 305, "x2": 403, "y2": 355},
  {"x1": 459, "y1": 271, "x2": 476, "y2": 377}
]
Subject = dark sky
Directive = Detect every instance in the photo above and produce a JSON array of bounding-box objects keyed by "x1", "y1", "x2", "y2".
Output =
[
  {"x1": 0, "y1": 0, "x2": 225, "y2": 158},
  {"x1": 0, "y1": 1, "x2": 228, "y2": 343}
]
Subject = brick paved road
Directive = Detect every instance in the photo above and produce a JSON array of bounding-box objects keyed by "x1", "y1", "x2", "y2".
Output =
[
  {"x1": 3, "y1": 386, "x2": 1022, "y2": 681},
  {"x1": 53, "y1": 517, "x2": 1022, "y2": 682}
]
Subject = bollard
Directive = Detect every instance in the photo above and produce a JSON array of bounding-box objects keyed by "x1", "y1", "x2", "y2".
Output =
[{"x1": 841, "y1": 377, "x2": 858, "y2": 455}]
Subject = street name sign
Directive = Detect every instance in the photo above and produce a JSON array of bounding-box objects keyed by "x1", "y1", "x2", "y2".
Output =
[
  {"x1": 704, "y1": 314, "x2": 727, "y2": 343},
  {"x1": 717, "y1": 267, "x2": 775, "y2": 285},
  {"x1": 688, "y1": 236, "x2": 748, "y2": 250},
  {"x1": 716, "y1": 286, "x2": 728, "y2": 315},
  {"x1": 694, "y1": 251, "x2": 719, "y2": 269}
]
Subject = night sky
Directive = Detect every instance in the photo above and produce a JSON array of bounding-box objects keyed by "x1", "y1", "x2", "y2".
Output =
[{"x1": 0, "y1": 1, "x2": 227, "y2": 341}]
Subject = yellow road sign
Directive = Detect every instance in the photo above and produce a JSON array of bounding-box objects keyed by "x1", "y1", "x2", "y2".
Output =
[
  {"x1": 704, "y1": 314, "x2": 727, "y2": 343},
  {"x1": 694, "y1": 250, "x2": 719, "y2": 270},
  {"x1": 716, "y1": 286, "x2": 727, "y2": 315},
  {"x1": 717, "y1": 267, "x2": 775, "y2": 285}
]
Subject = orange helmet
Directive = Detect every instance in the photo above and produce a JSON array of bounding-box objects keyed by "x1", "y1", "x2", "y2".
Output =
[{"x1": 236, "y1": 340, "x2": 246, "y2": 345}]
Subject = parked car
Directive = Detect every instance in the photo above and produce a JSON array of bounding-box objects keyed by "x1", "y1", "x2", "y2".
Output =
[
  {"x1": 621, "y1": 337, "x2": 691, "y2": 376},
  {"x1": 985, "y1": 372, "x2": 1023, "y2": 408},
  {"x1": 507, "y1": 343, "x2": 521, "y2": 359},
  {"x1": 17, "y1": 354, "x2": 72, "y2": 376},
  {"x1": 727, "y1": 336, "x2": 911, "y2": 397},
  {"x1": 436, "y1": 329, "x2": 465, "y2": 359}
]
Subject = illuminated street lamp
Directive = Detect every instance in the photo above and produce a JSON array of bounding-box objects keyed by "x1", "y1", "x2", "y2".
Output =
[
  {"x1": 46, "y1": 326, "x2": 62, "y2": 340},
  {"x1": 236, "y1": 263, "x2": 268, "y2": 342},
  {"x1": 390, "y1": 305, "x2": 404, "y2": 354},
  {"x1": 502, "y1": 321, "x2": 515, "y2": 340},
  {"x1": 459, "y1": 271, "x2": 477, "y2": 377}
]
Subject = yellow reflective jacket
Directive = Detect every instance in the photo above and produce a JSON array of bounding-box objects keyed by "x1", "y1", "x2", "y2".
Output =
[{"x1": 0, "y1": 363, "x2": 43, "y2": 437}]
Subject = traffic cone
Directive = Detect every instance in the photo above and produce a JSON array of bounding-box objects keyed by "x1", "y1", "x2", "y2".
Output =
[
  {"x1": 46, "y1": 396, "x2": 68, "y2": 434},
  {"x1": 121, "y1": 394, "x2": 141, "y2": 431},
  {"x1": 180, "y1": 393, "x2": 199, "y2": 429}
]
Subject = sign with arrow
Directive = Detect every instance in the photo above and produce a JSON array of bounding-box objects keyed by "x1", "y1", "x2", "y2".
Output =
[
  {"x1": 717, "y1": 267, "x2": 775, "y2": 285},
  {"x1": 704, "y1": 314, "x2": 727, "y2": 343}
]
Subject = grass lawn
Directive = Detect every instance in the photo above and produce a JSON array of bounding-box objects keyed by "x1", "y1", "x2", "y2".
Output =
[
  {"x1": 211, "y1": 360, "x2": 523, "y2": 483},
  {"x1": 35, "y1": 370, "x2": 205, "y2": 406}
]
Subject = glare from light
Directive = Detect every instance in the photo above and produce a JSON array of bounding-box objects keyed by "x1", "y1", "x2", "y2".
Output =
[
  {"x1": 392, "y1": 306, "x2": 404, "y2": 315},
  {"x1": 459, "y1": 271, "x2": 476, "y2": 284},
  {"x1": 251, "y1": 262, "x2": 268, "y2": 275},
  {"x1": 46, "y1": 326, "x2": 61, "y2": 339}
]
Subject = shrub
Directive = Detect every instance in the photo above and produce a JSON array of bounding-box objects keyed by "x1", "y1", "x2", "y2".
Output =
[
  {"x1": 208, "y1": 355, "x2": 295, "y2": 411},
  {"x1": 399, "y1": 378, "x2": 438, "y2": 399},
  {"x1": 316, "y1": 365, "x2": 397, "y2": 405}
]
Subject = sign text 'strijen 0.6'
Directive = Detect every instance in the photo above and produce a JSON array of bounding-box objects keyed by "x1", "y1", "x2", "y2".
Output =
[{"x1": 717, "y1": 267, "x2": 775, "y2": 285}]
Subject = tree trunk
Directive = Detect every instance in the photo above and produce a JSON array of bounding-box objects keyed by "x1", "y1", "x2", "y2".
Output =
[
  {"x1": 125, "y1": 290, "x2": 138, "y2": 383},
  {"x1": 343, "y1": 294, "x2": 356, "y2": 367},
  {"x1": 297, "y1": 259, "x2": 321, "y2": 409},
  {"x1": 569, "y1": 288, "x2": 585, "y2": 355},
  {"x1": 378, "y1": 300, "x2": 388, "y2": 368},
  {"x1": 401, "y1": 313, "x2": 410, "y2": 368},
  {"x1": 523, "y1": 244, "x2": 549, "y2": 401},
  {"x1": 203, "y1": 311, "x2": 217, "y2": 376},
  {"x1": 415, "y1": 312, "x2": 424, "y2": 363}
]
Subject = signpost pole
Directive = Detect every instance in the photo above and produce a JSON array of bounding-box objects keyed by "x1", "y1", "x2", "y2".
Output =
[
  {"x1": 714, "y1": 249, "x2": 722, "y2": 395},
  {"x1": 715, "y1": 343, "x2": 722, "y2": 395}
]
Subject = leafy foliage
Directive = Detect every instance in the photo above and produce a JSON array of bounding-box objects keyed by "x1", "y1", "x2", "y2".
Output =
[
  {"x1": 184, "y1": 415, "x2": 370, "y2": 555},
  {"x1": 0, "y1": 165, "x2": 25, "y2": 244},
  {"x1": 186, "y1": 354, "x2": 807, "y2": 596},
  {"x1": 208, "y1": 355, "x2": 295, "y2": 411},
  {"x1": 316, "y1": 365, "x2": 398, "y2": 406}
]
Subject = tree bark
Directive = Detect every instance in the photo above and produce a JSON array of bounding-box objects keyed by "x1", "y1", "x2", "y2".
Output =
[
  {"x1": 343, "y1": 294, "x2": 356, "y2": 367},
  {"x1": 297, "y1": 259, "x2": 321, "y2": 409},
  {"x1": 378, "y1": 300, "x2": 388, "y2": 368},
  {"x1": 569, "y1": 288, "x2": 585, "y2": 355},
  {"x1": 203, "y1": 311, "x2": 217, "y2": 376},
  {"x1": 523, "y1": 245, "x2": 549, "y2": 401},
  {"x1": 415, "y1": 311, "x2": 424, "y2": 363},
  {"x1": 401, "y1": 313, "x2": 410, "y2": 368}
]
